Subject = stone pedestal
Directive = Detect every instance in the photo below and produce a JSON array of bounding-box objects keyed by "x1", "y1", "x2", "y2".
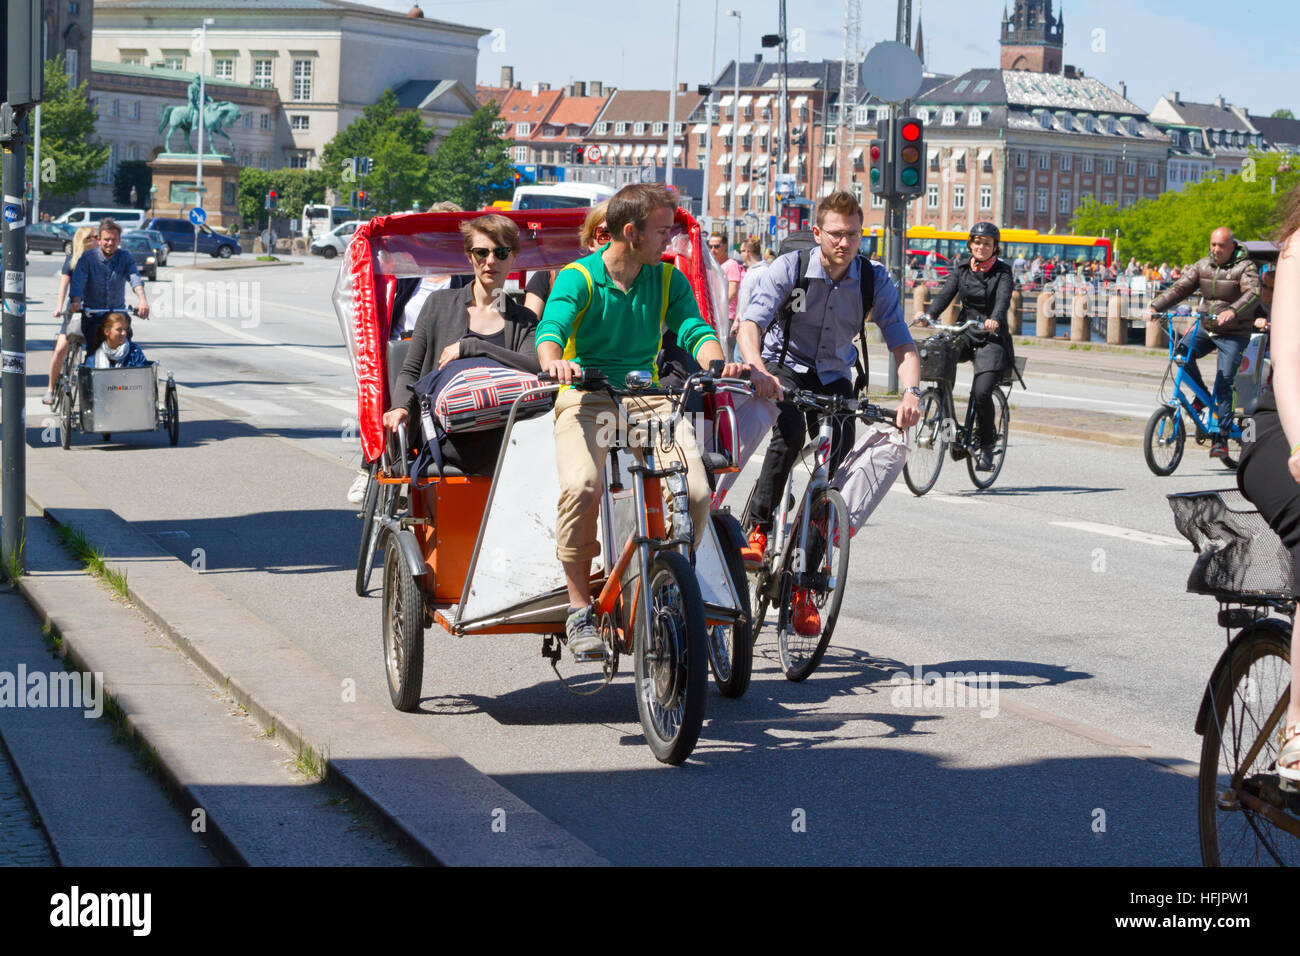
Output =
[
  {"x1": 147, "y1": 153, "x2": 241, "y2": 228},
  {"x1": 1070, "y1": 292, "x2": 1090, "y2": 342},
  {"x1": 1009, "y1": 289, "x2": 1023, "y2": 335},
  {"x1": 1036, "y1": 291, "x2": 1057, "y2": 339}
]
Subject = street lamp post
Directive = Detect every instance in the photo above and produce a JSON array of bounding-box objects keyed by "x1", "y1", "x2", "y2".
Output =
[
  {"x1": 726, "y1": 9, "x2": 741, "y2": 248},
  {"x1": 193, "y1": 16, "x2": 214, "y2": 266},
  {"x1": 666, "y1": 0, "x2": 681, "y2": 188},
  {"x1": 700, "y1": 0, "x2": 719, "y2": 233}
]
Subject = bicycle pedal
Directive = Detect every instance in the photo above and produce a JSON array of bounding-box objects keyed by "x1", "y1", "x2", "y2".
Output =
[{"x1": 571, "y1": 647, "x2": 609, "y2": 663}]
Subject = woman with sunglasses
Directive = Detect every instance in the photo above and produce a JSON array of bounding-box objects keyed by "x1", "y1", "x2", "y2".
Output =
[
  {"x1": 383, "y1": 213, "x2": 540, "y2": 472},
  {"x1": 913, "y1": 220, "x2": 1015, "y2": 472},
  {"x1": 523, "y1": 201, "x2": 610, "y2": 319}
]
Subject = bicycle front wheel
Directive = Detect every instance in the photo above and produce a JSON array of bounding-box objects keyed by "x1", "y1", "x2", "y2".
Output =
[
  {"x1": 966, "y1": 387, "x2": 1010, "y2": 490},
  {"x1": 707, "y1": 512, "x2": 753, "y2": 699},
  {"x1": 776, "y1": 488, "x2": 851, "y2": 682},
  {"x1": 1198, "y1": 622, "x2": 1299, "y2": 866},
  {"x1": 633, "y1": 551, "x2": 709, "y2": 765},
  {"x1": 903, "y1": 386, "x2": 947, "y2": 496},
  {"x1": 1143, "y1": 405, "x2": 1185, "y2": 476}
]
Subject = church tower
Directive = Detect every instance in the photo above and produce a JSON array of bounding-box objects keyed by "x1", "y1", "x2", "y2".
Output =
[{"x1": 1000, "y1": 0, "x2": 1064, "y2": 73}]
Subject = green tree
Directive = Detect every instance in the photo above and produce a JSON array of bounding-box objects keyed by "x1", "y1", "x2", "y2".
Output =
[
  {"x1": 25, "y1": 55, "x2": 109, "y2": 199},
  {"x1": 236, "y1": 168, "x2": 329, "y2": 226},
  {"x1": 1072, "y1": 151, "x2": 1300, "y2": 263},
  {"x1": 112, "y1": 160, "x2": 152, "y2": 208},
  {"x1": 427, "y1": 102, "x2": 516, "y2": 210},
  {"x1": 320, "y1": 88, "x2": 436, "y2": 212},
  {"x1": 1271, "y1": 109, "x2": 1296, "y2": 119}
]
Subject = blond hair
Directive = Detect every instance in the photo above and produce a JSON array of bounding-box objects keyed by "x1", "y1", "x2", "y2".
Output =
[
  {"x1": 69, "y1": 226, "x2": 98, "y2": 271},
  {"x1": 579, "y1": 200, "x2": 610, "y2": 248}
]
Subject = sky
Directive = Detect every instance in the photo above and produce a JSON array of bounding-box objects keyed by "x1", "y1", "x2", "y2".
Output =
[{"x1": 374, "y1": 0, "x2": 1296, "y2": 116}]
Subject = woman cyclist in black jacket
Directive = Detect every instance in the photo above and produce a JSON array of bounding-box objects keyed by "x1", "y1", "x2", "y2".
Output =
[{"x1": 914, "y1": 221, "x2": 1015, "y2": 471}]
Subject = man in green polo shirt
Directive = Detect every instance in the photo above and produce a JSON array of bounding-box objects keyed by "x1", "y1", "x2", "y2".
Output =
[{"x1": 537, "y1": 183, "x2": 743, "y2": 657}]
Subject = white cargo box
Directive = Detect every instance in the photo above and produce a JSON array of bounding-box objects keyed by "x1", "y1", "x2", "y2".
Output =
[{"x1": 77, "y1": 364, "x2": 158, "y2": 433}]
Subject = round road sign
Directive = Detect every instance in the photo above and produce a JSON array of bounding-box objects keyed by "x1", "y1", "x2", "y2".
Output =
[
  {"x1": 585, "y1": 144, "x2": 603, "y2": 163},
  {"x1": 862, "y1": 41, "x2": 923, "y2": 104}
]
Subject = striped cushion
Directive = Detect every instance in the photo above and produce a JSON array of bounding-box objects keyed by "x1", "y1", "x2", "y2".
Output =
[{"x1": 433, "y1": 365, "x2": 547, "y2": 433}]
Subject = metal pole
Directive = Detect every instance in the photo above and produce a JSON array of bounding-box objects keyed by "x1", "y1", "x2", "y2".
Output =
[
  {"x1": 194, "y1": 18, "x2": 210, "y2": 266},
  {"x1": 727, "y1": 11, "x2": 740, "y2": 247},
  {"x1": 886, "y1": 110, "x2": 904, "y2": 393},
  {"x1": 2, "y1": 116, "x2": 30, "y2": 573},
  {"x1": 701, "y1": 0, "x2": 718, "y2": 232},
  {"x1": 31, "y1": 104, "x2": 41, "y2": 223},
  {"x1": 666, "y1": 0, "x2": 681, "y2": 188}
]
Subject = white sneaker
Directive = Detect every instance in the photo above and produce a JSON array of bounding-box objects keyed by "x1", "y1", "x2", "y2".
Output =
[
  {"x1": 347, "y1": 471, "x2": 369, "y2": 504},
  {"x1": 41, "y1": 391, "x2": 55, "y2": 405}
]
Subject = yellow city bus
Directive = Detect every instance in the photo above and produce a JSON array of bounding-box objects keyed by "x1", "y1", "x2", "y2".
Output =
[{"x1": 864, "y1": 225, "x2": 1113, "y2": 268}]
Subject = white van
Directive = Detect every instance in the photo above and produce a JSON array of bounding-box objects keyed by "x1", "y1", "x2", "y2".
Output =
[
  {"x1": 511, "y1": 183, "x2": 615, "y2": 210},
  {"x1": 54, "y1": 207, "x2": 147, "y2": 229}
]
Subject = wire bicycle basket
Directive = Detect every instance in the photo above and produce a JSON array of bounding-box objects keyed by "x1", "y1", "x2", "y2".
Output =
[{"x1": 1168, "y1": 489, "x2": 1293, "y2": 600}]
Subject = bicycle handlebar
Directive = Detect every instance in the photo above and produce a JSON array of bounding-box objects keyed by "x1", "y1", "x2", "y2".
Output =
[
  {"x1": 785, "y1": 389, "x2": 897, "y2": 426},
  {"x1": 914, "y1": 317, "x2": 981, "y2": 334}
]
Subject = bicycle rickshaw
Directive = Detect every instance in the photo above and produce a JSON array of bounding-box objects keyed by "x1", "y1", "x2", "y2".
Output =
[
  {"x1": 52, "y1": 307, "x2": 179, "y2": 449},
  {"x1": 334, "y1": 207, "x2": 753, "y2": 764}
]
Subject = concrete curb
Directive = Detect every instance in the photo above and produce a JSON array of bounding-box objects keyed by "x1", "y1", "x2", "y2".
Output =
[
  {"x1": 20, "y1": 462, "x2": 609, "y2": 867},
  {"x1": 1014, "y1": 419, "x2": 1143, "y2": 448}
]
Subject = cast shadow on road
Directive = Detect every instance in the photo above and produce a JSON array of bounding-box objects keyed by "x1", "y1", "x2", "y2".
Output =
[
  {"x1": 413, "y1": 638, "x2": 1090, "y2": 741},
  {"x1": 24, "y1": 414, "x2": 349, "y2": 453},
  {"x1": 961, "y1": 484, "x2": 1122, "y2": 496}
]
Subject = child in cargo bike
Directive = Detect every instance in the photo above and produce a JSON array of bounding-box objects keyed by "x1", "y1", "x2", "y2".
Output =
[
  {"x1": 381, "y1": 213, "x2": 543, "y2": 475},
  {"x1": 85, "y1": 312, "x2": 149, "y2": 369}
]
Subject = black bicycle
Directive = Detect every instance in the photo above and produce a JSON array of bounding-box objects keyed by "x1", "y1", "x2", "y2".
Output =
[{"x1": 904, "y1": 318, "x2": 1026, "y2": 496}]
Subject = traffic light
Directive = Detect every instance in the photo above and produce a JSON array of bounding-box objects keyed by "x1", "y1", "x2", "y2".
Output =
[
  {"x1": 361, "y1": 157, "x2": 373, "y2": 175},
  {"x1": 265, "y1": 189, "x2": 277, "y2": 211},
  {"x1": 867, "y1": 138, "x2": 888, "y2": 196},
  {"x1": 356, "y1": 190, "x2": 367, "y2": 207},
  {"x1": 892, "y1": 116, "x2": 925, "y2": 197}
]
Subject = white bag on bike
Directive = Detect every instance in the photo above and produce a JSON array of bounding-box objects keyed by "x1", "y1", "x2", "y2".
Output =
[{"x1": 832, "y1": 424, "x2": 909, "y2": 535}]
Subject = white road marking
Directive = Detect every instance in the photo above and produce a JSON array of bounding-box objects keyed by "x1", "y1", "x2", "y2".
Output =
[
  {"x1": 314, "y1": 398, "x2": 359, "y2": 414},
  {"x1": 1050, "y1": 520, "x2": 1187, "y2": 547},
  {"x1": 220, "y1": 399, "x2": 303, "y2": 419},
  {"x1": 185, "y1": 313, "x2": 352, "y2": 369}
]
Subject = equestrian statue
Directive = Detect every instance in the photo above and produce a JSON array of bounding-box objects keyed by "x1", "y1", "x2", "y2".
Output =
[{"x1": 158, "y1": 75, "x2": 242, "y2": 154}]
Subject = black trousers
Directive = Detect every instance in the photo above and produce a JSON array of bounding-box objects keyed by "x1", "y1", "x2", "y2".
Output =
[
  {"x1": 748, "y1": 363, "x2": 856, "y2": 532},
  {"x1": 1238, "y1": 407, "x2": 1300, "y2": 594},
  {"x1": 969, "y1": 369, "x2": 1001, "y2": 450}
]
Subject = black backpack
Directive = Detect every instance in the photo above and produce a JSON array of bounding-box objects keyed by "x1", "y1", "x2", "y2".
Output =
[{"x1": 772, "y1": 230, "x2": 875, "y2": 394}]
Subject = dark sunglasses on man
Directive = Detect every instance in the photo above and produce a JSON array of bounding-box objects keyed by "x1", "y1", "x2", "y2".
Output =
[{"x1": 469, "y1": 245, "x2": 515, "y2": 262}]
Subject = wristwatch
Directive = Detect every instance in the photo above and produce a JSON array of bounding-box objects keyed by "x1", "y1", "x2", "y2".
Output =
[{"x1": 904, "y1": 386, "x2": 922, "y2": 399}]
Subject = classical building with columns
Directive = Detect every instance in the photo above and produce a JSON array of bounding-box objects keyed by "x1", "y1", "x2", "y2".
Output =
[{"x1": 89, "y1": 0, "x2": 485, "y2": 172}]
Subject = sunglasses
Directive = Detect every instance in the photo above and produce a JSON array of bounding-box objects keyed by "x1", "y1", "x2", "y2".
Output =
[
  {"x1": 594, "y1": 227, "x2": 612, "y2": 241},
  {"x1": 468, "y1": 246, "x2": 514, "y2": 262}
]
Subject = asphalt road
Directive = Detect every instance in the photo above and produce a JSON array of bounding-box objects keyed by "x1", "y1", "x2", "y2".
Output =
[{"x1": 17, "y1": 256, "x2": 1238, "y2": 865}]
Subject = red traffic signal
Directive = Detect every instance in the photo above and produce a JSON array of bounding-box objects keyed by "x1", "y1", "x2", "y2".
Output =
[
  {"x1": 901, "y1": 121, "x2": 921, "y2": 142},
  {"x1": 269, "y1": 189, "x2": 277, "y2": 199},
  {"x1": 514, "y1": 172, "x2": 522, "y2": 183}
]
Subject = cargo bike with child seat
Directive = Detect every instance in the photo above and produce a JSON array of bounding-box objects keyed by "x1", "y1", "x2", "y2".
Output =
[
  {"x1": 334, "y1": 207, "x2": 754, "y2": 764},
  {"x1": 52, "y1": 306, "x2": 179, "y2": 449}
]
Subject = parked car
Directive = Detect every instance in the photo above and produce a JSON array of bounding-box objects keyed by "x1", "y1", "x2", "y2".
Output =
[
  {"x1": 126, "y1": 228, "x2": 169, "y2": 266},
  {"x1": 118, "y1": 233, "x2": 159, "y2": 281},
  {"x1": 25, "y1": 221, "x2": 75, "y2": 256},
  {"x1": 142, "y1": 217, "x2": 241, "y2": 258},
  {"x1": 53, "y1": 206, "x2": 146, "y2": 230},
  {"x1": 309, "y1": 219, "x2": 366, "y2": 259}
]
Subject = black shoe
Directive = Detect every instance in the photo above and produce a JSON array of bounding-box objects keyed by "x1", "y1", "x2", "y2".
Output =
[
  {"x1": 1192, "y1": 398, "x2": 1206, "y2": 415},
  {"x1": 1209, "y1": 440, "x2": 1229, "y2": 460},
  {"x1": 975, "y1": 448, "x2": 995, "y2": 472}
]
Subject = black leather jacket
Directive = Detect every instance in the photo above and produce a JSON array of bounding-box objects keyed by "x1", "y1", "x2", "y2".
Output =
[{"x1": 925, "y1": 255, "x2": 1015, "y2": 371}]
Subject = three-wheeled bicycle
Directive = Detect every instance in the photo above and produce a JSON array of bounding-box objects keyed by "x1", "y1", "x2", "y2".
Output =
[
  {"x1": 335, "y1": 206, "x2": 753, "y2": 764},
  {"x1": 52, "y1": 307, "x2": 179, "y2": 449}
]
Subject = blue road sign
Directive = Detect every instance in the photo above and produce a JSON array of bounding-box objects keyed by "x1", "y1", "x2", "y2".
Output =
[
  {"x1": 188, "y1": 207, "x2": 207, "y2": 226},
  {"x1": 768, "y1": 215, "x2": 777, "y2": 236}
]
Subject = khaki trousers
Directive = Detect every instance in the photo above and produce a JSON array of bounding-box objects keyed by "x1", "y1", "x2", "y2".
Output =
[{"x1": 553, "y1": 388, "x2": 710, "y2": 564}]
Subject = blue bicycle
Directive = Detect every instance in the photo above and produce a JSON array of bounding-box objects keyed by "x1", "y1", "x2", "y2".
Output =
[{"x1": 1144, "y1": 310, "x2": 1250, "y2": 476}]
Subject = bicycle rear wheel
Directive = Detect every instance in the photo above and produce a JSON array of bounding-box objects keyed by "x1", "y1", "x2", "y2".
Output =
[
  {"x1": 966, "y1": 387, "x2": 1009, "y2": 490},
  {"x1": 903, "y1": 386, "x2": 947, "y2": 496},
  {"x1": 1198, "y1": 622, "x2": 1299, "y2": 866},
  {"x1": 775, "y1": 488, "x2": 850, "y2": 682},
  {"x1": 707, "y1": 512, "x2": 753, "y2": 699},
  {"x1": 633, "y1": 551, "x2": 709, "y2": 765},
  {"x1": 1143, "y1": 405, "x2": 1185, "y2": 476}
]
